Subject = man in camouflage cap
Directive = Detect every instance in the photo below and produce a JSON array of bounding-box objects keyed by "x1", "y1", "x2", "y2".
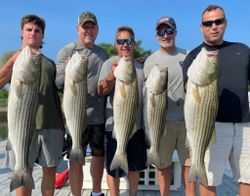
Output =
[{"x1": 56, "y1": 11, "x2": 108, "y2": 196}]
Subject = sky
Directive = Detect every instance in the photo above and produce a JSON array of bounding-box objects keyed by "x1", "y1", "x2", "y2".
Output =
[{"x1": 0, "y1": 0, "x2": 249, "y2": 61}]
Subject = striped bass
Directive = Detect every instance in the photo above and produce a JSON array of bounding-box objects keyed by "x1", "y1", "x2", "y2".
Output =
[
  {"x1": 63, "y1": 52, "x2": 88, "y2": 166},
  {"x1": 7, "y1": 46, "x2": 41, "y2": 191},
  {"x1": 110, "y1": 56, "x2": 138, "y2": 174},
  {"x1": 184, "y1": 47, "x2": 218, "y2": 186},
  {"x1": 144, "y1": 65, "x2": 168, "y2": 168}
]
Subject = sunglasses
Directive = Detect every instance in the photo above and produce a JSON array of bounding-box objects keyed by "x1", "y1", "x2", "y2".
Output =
[
  {"x1": 202, "y1": 18, "x2": 225, "y2": 27},
  {"x1": 116, "y1": 39, "x2": 135, "y2": 45},
  {"x1": 157, "y1": 28, "x2": 175, "y2": 36}
]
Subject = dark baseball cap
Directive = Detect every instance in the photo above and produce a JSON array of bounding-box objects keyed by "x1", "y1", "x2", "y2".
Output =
[
  {"x1": 156, "y1": 16, "x2": 176, "y2": 30},
  {"x1": 78, "y1": 11, "x2": 98, "y2": 26}
]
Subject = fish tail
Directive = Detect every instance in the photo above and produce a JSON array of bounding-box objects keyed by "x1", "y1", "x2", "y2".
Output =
[
  {"x1": 147, "y1": 150, "x2": 160, "y2": 168},
  {"x1": 10, "y1": 170, "x2": 35, "y2": 192},
  {"x1": 110, "y1": 153, "x2": 128, "y2": 174},
  {"x1": 189, "y1": 164, "x2": 208, "y2": 186},
  {"x1": 69, "y1": 148, "x2": 85, "y2": 166}
]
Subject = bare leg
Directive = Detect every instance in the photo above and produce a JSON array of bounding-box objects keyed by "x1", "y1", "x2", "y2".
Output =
[
  {"x1": 41, "y1": 167, "x2": 56, "y2": 196},
  {"x1": 157, "y1": 167, "x2": 171, "y2": 196},
  {"x1": 91, "y1": 155, "x2": 104, "y2": 192},
  {"x1": 182, "y1": 166, "x2": 196, "y2": 196},
  {"x1": 199, "y1": 183, "x2": 216, "y2": 196},
  {"x1": 69, "y1": 161, "x2": 83, "y2": 196},
  {"x1": 16, "y1": 186, "x2": 32, "y2": 196},
  {"x1": 107, "y1": 174, "x2": 120, "y2": 196},
  {"x1": 239, "y1": 183, "x2": 250, "y2": 196},
  {"x1": 128, "y1": 171, "x2": 140, "y2": 196}
]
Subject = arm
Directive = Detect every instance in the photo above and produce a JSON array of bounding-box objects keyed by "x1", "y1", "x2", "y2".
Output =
[
  {"x1": 0, "y1": 51, "x2": 20, "y2": 89},
  {"x1": 97, "y1": 61, "x2": 117, "y2": 96},
  {"x1": 55, "y1": 47, "x2": 71, "y2": 90}
]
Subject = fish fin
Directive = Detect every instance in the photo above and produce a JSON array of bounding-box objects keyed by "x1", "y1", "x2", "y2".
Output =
[
  {"x1": 119, "y1": 83, "x2": 126, "y2": 98},
  {"x1": 69, "y1": 81, "x2": 77, "y2": 95},
  {"x1": 147, "y1": 149, "x2": 161, "y2": 168},
  {"x1": 69, "y1": 148, "x2": 85, "y2": 166},
  {"x1": 149, "y1": 93, "x2": 156, "y2": 108},
  {"x1": 10, "y1": 170, "x2": 35, "y2": 192},
  {"x1": 208, "y1": 128, "x2": 216, "y2": 147},
  {"x1": 189, "y1": 164, "x2": 208, "y2": 186},
  {"x1": 110, "y1": 152, "x2": 128, "y2": 174},
  {"x1": 192, "y1": 85, "x2": 201, "y2": 103},
  {"x1": 15, "y1": 81, "x2": 23, "y2": 98}
]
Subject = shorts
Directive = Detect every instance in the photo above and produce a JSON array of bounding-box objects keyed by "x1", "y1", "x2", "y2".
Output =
[
  {"x1": 204, "y1": 122, "x2": 250, "y2": 186},
  {"x1": 158, "y1": 120, "x2": 191, "y2": 169},
  {"x1": 105, "y1": 129, "x2": 147, "y2": 178},
  {"x1": 65, "y1": 124, "x2": 105, "y2": 157},
  {"x1": 5, "y1": 128, "x2": 64, "y2": 169},
  {"x1": 82, "y1": 124, "x2": 105, "y2": 156}
]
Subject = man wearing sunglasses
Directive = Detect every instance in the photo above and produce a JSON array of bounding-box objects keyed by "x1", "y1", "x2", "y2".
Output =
[
  {"x1": 182, "y1": 5, "x2": 250, "y2": 196},
  {"x1": 56, "y1": 11, "x2": 108, "y2": 196},
  {"x1": 144, "y1": 16, "x2": 195, "y2": 196},
  {"x1": 97, "y1": 26, "x2": 147, "y2": 196}
]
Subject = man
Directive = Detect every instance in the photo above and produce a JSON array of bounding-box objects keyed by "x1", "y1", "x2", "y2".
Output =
[
  {"x1": 182, "y1": 4, "x2": 250, "y2": 196},
  {"x1": 144, "y1": 16, "x2": 195, "y2": 196},
  {"x1": 97, "y1": 26, "x2": 147, "y2": 196},
  {"x1": 56, "y1": 11, "x2": 108, "y2": 196},
  {"x1": 0, "y1": 14, "x2": 64, "y2": 196}
]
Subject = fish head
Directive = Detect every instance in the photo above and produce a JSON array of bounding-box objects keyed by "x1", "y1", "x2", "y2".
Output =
[
  {"x1": 188, "y1": 47, "x2": 218, "y2": 86},
  {"x1": 66, "y1": 52, "x2": 88, "y2": 82},
  {"x1": 13, "y1": 46, "x2": 41, "y2": 83},
  {"x1": 146, "y1": 65, "x2": 168, "y2": 94},
  {"x1": 114, "y1": 56, "x2": 136, "y2": 83}
]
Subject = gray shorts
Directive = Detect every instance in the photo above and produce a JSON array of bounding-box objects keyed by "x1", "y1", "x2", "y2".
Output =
[
  {"x1": 204, "y1": 122, "x2": 250, "y2": 186},
  {"x1": 5, "y1": 128, "x2": 64, "y2": 169},
  {"x1": 158, "y1": 120, "x2": 191, "y2": 169}
]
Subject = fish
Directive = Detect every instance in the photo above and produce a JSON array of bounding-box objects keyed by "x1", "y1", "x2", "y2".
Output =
[
  {"x1": 184, "y1": 47, "x2": 218, "y2": 186},
  {"x1": 110, "y1": 56, "x2": 139, "y2": 174},
  {"x1": 144, "y1": 65, "x2": 168, "y2": 168},
  {"x1": 63, "y1": 52, "x2": 88, "y2": 166},
  {"x1": 7, "y1": 46, "x2": 41, "y2": 192}
]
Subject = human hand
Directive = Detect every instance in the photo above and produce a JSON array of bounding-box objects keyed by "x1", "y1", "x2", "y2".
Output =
[{"x1": 111, "y1": 61, "x2": 118, "y2": 73}]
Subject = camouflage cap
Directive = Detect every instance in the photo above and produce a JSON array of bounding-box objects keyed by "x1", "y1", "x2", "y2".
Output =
[
  {"x1": 156, "y1": 16, "x2": 176, "y2": 30},
  {"x1": 78, "y1": 11, "x2": 98, "y2": 26}
]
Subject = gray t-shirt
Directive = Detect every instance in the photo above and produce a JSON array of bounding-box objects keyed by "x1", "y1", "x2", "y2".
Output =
[
  {"x1": 56, "y1": 41, "x2": 108, "y2": 125},
  {"x1": 98, "y1": 56, "x2": 144, "y2": 132},
  {"x1": 144, "y1": 47, "x2": 188, "y2": 121}
]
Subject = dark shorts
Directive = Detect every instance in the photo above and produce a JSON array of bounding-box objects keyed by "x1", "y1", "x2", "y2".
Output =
[
  {"x1": 65, "y1": 124, "x2": 105, "y2": 157},
  {"x1": 105, "y1": 129, "x2": 147, "y2": 178}
]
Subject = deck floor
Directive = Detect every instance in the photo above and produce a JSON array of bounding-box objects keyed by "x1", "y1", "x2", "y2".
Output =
[{"x1": 0, "y1": 140, "x2": 238, "y2": 196}]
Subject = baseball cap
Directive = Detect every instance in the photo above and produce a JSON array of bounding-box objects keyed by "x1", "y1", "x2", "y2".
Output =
[
  {"x1": 156, "y1": 16, "x2": 176, "y2": 30},
  {"x1": 78, "y1": 11, "x2": 98, "y2": 26}
]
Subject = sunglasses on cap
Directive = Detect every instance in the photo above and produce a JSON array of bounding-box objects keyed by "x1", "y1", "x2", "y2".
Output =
[
  {"x1": 202, "y1": 18, "x2": 225, "y2": 27},
  {"x1": 157, "y1": 28, "x2": 175, "y2": 37},
  {"x1": 116, "y1": 39, "x2": 135, "y2": 45}
]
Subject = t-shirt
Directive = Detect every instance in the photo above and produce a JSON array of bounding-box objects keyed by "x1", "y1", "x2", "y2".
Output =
[
  {"x1": 144, "y1": 47, "x2": 188, "y2": 121},
  {"x1": 56, "y1": 41, "x2": 108, "y2": 125},
  {"x1": 98, "y1": 55, "x2": 144, "y2": 132},
  {"x1": 0, "y1": 50, "x2": 64, "y2": 129},
  {"x1": 182, "y1": 41, "x2": 250, "y2": 122}
]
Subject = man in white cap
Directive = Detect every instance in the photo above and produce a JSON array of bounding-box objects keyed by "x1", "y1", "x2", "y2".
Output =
[
  {"x1": 56, "y1": 11, "x2": 108, "y2": 196},
  {"x1": 144, "y1": 16, "x2": 196, "y2": 196}
]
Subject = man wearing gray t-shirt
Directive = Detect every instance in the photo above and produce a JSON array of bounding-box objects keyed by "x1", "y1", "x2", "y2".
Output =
[
  {"x1": 97, "y1": 26, "x2": 147, "y2": 196},
  {"x1": 55, "y1": 11, "x2": 108, "y2": 196},
  {"x1": 144, "y1": 16, "x2": 195, "y2": 196}
]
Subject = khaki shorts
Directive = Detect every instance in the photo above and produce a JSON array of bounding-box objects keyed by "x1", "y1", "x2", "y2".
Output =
[
  {"x1": 5, "y1": 129, "x2": 64, "y2": 169},
  {"x1": 158, "y1": 120, "x2": 191, "y2": 169},
  {"x1": 204, "y1": 122, "x2": 250, "y2": 186}
]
